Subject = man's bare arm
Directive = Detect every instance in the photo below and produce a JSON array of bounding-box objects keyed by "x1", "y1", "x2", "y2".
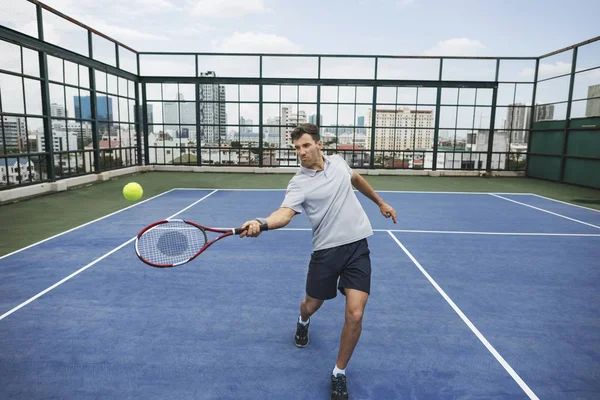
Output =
[
  {"x1": 240, "y1": 207, "x2": 297, "y2": 237},
  {"x1": 351, "y1": 171, "x2": 384, "y2": 206},
  {"x1": 351, "y1": 171, "x2": 397, "y2": 223},
  {"x1": 264, "y1": 207, "x2": 297, "y2": 230}
]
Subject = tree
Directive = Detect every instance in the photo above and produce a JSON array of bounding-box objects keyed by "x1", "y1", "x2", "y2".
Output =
[{"x1": 0, "y1": 146, "x2": 22, "y2": 155}]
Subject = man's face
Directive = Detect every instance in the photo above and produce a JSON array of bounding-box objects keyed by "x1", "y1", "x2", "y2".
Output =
[{"x1": 293, "y1": 133, "x2": 323, "y2": 167}]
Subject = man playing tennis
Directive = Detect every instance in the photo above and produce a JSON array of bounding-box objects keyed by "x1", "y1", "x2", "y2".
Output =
[{"x1": 240, "y1": 123, "x2": 396, "y2": 400}]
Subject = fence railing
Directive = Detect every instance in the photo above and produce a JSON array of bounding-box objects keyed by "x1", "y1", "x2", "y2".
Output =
[{"x1": 0, "y1": 0, "x2": 598, "y2": 189}]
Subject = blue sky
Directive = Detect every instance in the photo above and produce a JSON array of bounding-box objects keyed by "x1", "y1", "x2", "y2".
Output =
[{"x1": 6, "y1": 0, "x2": 597, "y2": 56}]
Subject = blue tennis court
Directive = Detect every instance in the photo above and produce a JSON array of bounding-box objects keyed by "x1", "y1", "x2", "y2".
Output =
[{"x1": 1, "y1": 189, "x2": 599, "y2": 399}]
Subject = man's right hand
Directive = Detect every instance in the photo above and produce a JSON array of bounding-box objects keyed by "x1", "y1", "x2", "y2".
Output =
[{"x1": 239, "y1": 220, "x2": 264, "y2": 238}]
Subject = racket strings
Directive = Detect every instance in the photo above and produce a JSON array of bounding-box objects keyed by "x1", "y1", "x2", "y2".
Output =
[{"x1": 137, "y1": 221, "x2": 207, "y2": 266}]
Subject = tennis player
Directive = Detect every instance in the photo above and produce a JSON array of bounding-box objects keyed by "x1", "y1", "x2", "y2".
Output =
[{"x1": 240, "y1": 123, "x2": 397, "y2": 400}]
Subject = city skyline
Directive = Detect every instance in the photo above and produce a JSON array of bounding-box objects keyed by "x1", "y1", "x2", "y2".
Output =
[
  {"x1": 1, "y1": 93, "x2": 592, "y2": 150},
  {"x1": 1, "y1": 2, "x2": 599, "y2": 161}
]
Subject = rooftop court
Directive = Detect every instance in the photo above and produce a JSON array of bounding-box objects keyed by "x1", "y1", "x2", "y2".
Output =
[
  {"x1": 1, "y1": 172, "x2": 600, "y2": 399},
  {"x1": 1, "y1": 0, "x2": 600, "y2": 399}
]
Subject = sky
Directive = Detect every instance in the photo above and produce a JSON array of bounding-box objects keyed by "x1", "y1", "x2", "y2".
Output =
[
  {"x1": 0, "y1": 0, "x2": 599, "y2": 134},
  {"x1": 9, "y1": 0, "x2": 597, "y2": 57}
]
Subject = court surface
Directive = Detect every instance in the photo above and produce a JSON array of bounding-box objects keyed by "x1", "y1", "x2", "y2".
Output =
[{"x1": 1, "y1": 189, "x2": 599, "y2": 399}]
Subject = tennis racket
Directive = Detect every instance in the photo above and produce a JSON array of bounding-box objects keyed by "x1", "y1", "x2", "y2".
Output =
[{"x1": 135, "y1": 219, "x2": 268, "y2": 268}]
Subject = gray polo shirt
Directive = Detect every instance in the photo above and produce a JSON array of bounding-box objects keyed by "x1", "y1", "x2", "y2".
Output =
[{"x1": 281, "y1": 154, "x2": 373, "y2": 251}]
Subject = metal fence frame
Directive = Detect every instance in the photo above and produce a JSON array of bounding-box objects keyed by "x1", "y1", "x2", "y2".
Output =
[{"x1": 0, "y1": 0, "x2": 599, "y2": 189}]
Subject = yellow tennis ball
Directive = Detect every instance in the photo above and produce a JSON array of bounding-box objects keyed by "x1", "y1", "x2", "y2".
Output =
[{"x1": 123, "y1": 182, "x2": 143, "y2": 201}]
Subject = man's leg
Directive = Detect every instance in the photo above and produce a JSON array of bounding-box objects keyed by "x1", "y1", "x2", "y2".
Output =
[
  {"x1": 300, "y1": 293, "x2": 324, "y2": 322},
  {"x1": 331, "y1": 289, "x2": 368, "y2": 399},
  {"x1": 295, "y1": 294, "x2": 324, "y2": 348},
  {"x1": 335, "y1": 288, "x2": 369, "y2": 370}
]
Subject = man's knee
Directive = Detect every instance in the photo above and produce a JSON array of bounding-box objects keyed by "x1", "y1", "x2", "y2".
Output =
[
  {"x1": 345, "y1": 307, "x2": 364, "y2": 324},
  {"x1": 344, "y1": 288, "x2": 368, "y2": 324}
]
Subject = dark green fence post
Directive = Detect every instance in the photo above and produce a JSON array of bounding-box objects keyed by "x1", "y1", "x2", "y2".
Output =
[
  {"x1": 37, "y1": 4, "x2": 55, "y2": 181},
  {"x1": 525, "y1": 58, "x2": 540, "y2": 177},
  {"x1": 141, "y1": 82, "x2": 150, "y2": 165},
  {"x1": 559, "y1": 47, "x2": 578, "y2": 182},
  {"x1": 87, "y1": 31, "x2": 100, "y2": 173},
  {"x1": 369, "y1": 59, "x2": 378, "y2": 169},
  {"x1": 258, "y1": 56, "x2": 263, "y2": 167},
  {"x1": 432, "y1": 59, "x2": 443, "y2": 171},
  {"x1": 486, "y1": 86, "x2": 499, "y2": 171},
  {"x1": 486, "y1": 60, "x2": 500, "y2": 171}
]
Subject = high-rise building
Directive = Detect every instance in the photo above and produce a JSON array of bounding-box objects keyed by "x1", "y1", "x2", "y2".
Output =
[
  {"x1": 504, "y1": 104, "x2": 529, "y2": 130},
  {"x1": 74, "y1": 96, "x2": 113, "y2": 122},
  {"x1": 585, "y1": 84, "x2": 600, "y2": 117},
  {"x1": 51, "y1": 103, "x2": 67, "y2": 118},
  {"x1": 37, "y1": 130, "x2": 79, "y2": 153},
  {"x1": 264, "y1": 116, "x2": 281, "y2": 144},
  {"x1": 357, "y1": 116, "x2": 366, "y2": 134},
  {"x1": 0, "y1": 116, "x2": 26, "y2": 148},
  {"x1": 366, "y1": 107, "x2": 434, "y2": 150},
  {"x1": 309, "y1": 114, "x2": 323, "y2": 126},
  {"x1": 282, "y1": 106, "x2": 307, "y2": 146},
  {"x1": 198, "y1": 71, "x2": 227, "y2": 144},
  {"x1": 163, "y1": 93, "x2": 196, "y2": 138},
  {"x1": 240, "y1": 117, "x2": 254, "y2": 133},
  {"x1": 504, "y1": 104, "x2": 530, "y2": 144},
  {"x1": 535, "y1": 104, "x2": 555, "y2": 121},
  {"x1": 135, "y1": 104, "x2": 154, "y2": 126}
]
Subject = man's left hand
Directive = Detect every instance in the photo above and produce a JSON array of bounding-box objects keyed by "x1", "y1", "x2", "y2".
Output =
[{"x1": 379, "y1": 203, "x2": 397, "y2": 224}]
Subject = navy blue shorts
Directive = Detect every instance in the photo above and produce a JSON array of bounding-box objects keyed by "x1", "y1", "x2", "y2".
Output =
[{"x1": 306, "y1": 238, "x2": 371, "y2": 300}]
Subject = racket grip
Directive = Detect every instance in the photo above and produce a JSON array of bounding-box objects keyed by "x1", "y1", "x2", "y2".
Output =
[{"x1": 235, "y1": 222, "x2": 269, "y2": 235}]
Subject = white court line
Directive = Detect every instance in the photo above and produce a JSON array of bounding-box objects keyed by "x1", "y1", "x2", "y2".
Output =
[
  {"x1": 379, "y1": 229, "x2": 600, "y2": 237},
  {"x1": 0, "y1": 190, "x2": 218, "y2": 322},
  {"x1": 0, "y1": 188, "x2": 177, "y2": 262},
  {"x1": 173, "y1": 188, "x2": 533, "y2": 195},
  {"x1": 490, "y1": 194, "x2": 600, "y2": 230},
  {"x1": 274, "y1": 228, "x2": 600, "y2": 237},
  {"x1": 387, "y1": 231, "x2": 539, "y2": 400},
  {"x1": 531, "y1": 194, "x2": 600, "y2": 214}
]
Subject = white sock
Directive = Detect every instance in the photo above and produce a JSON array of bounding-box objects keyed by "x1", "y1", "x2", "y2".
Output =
[
  {"x1": 298, "y1": 316, "x2": 310, "y2": 326},
  {"x1": 332, "y1": 365, "x2": 345, "y2": 376}
]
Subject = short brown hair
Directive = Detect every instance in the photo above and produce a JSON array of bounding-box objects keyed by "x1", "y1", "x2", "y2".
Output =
[{"x1": 290, "y1": 123, "x2": 320, "y2": 143}]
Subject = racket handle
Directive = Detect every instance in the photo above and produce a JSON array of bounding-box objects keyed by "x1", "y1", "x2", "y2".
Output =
[{"x1": 234, "y1": 222, "x2": 269, "y2": 235}]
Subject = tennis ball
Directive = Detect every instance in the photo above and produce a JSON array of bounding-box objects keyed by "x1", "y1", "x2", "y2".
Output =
[{"x1": 123, "y1": 182, "x2": 143, "y2": 201}]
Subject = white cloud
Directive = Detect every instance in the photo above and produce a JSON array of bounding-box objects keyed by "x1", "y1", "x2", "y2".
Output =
[
  {"x1": 213, "y1": 32, "x2": 300, "y2": 53},
  {"x1": 191, "y1": 0, "x2": 270, "y2": 18},
  {"x1": 45, "y1": 0, "x2": 175, "y2": 16},
  {"x1": 135, "y1": 0, "x2": 175, "y2": 12},
  {"x1": 91, "y1": 20, "x2": 168, "y2": 41},
  {"x1": 424, "y1": 38, "x2": 485, "y2": 56},
  {"x1": 398, "y1": 0, "x2": 416, "y2": 7},
  {"x1": 358, "y1": 0, "x2": 416, "y2": 7},
  {"x1": 587, "y1": 68, "x2": 600, "y2": 81},
  {"x1": 171, "y1": 25, "x2": 216, "y2": 36},
  {"x1": 520, "y1": 61, "x2": 571, "y2": 80},
  {"x1": 86, "y1": 0, "x2": 176, "y2": 14},
  {"x1": 139, "y1": 57, "x2": 196, "y2": 76}
]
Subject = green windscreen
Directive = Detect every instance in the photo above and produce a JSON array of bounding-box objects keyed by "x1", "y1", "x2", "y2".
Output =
[
  {"x1": 527, "y1": 155, "x2": 561, "y2": 181},
  {"x1": 528, "y1": 117, "x2": 599, "y2": 188},
  {"x1": 563, "y1": 158, "x2": 600, "y2": 188},
  {"x1": 529, "y1": 130, "x2": 564, "y2": 155}
]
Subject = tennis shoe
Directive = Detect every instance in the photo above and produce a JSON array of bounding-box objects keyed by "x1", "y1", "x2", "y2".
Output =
[
  {"x1": 331, "y1": 373, "x2": 349, "y2": 400},
  {"x1": 294, "y1": 318, "x2": 310, "y2": 347}
]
